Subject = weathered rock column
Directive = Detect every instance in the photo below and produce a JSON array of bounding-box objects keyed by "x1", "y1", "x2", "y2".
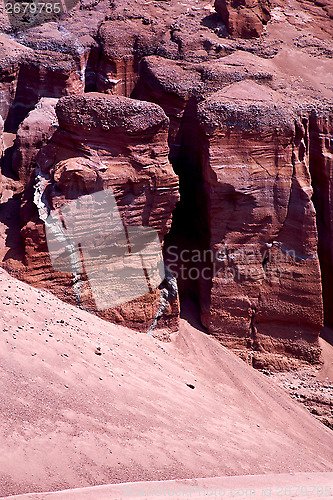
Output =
[
  {"x1": 20, "y1": 93, "x2": 180, "y2": 333},
  {"x1": 198, "y1": 82, "x2": 323, "y2": 368},
  {"x1": 309, "y1": 108, "x2": 333, "y2": 329}
]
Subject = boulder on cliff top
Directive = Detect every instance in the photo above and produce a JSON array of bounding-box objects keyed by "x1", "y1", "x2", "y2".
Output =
[{"x1": 56, "y1": 93, "x2": 170, "y2": 134}]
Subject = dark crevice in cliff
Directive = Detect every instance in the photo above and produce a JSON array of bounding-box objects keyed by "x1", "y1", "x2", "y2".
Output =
[
  {"x1": 249, "y1": 304, "x2": 261, "y2": 354},
  {"x1": 163, "y1": 98, "x2": 211, "y2": 328},
  {"x1": 84, "y1": 45, "x2": 101, "y2": 92},
  {"x1": 308, "y1": 111, "x2": 333, "y2": 332},
  {"x1": 4, "y1": 65, "x2": 37, "y2": 133},
  {"x1": 0, "y1": 192, "x2": 25, "y2": 264}
]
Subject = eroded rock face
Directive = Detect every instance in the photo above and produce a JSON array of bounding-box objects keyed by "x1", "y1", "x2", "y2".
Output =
[
  {"x1": 309, "y1": 109, "x2": 333, "y2": 329},
  {"x1": 215, "y1": 0, "x2": 271, "y2": 38},
  {"x1": 5, "y1": 50, "x2": 83, "y2": 132},
  {"x1": 135, "y1": 52, "x2": 282, "y2": 150},
  {"x1": 12, "y1": 97, "x2": 58, "y2": 184},
  {"x1": 0, "y1": 34, "x2": 32, "y2": 123},
  {"x1": 96, "y1": 20, "x2": 158, "y2": 97},
  {"x1": 0, "y1": 114, "x2": 3, "y2": 158},
  {"x1": 198, "y1": 82, "x2": 323, "y2": 368},
  {"x1": 0, "y1": 0, "x2": 332, "y2": 365},
  {"x1": 21, "y1": 93, "x2": 180, "y2": 332}
]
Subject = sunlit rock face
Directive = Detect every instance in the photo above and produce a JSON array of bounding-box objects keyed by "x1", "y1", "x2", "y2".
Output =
[
  {"x1": 12, "y1": 97, "x2": 58, "y2": 184},
  {"x1": 20, "y1": 93, "x2": 180, "y2": 333},
  {"x1": 197, "y1": 82, "x2": 324, "y2": 369},
  {"x1": 214, "y1": 0, "x2": 271, "y2": 38},
  {"x1": 1, "y1": 0, "x2": 333, "y2": 366}
]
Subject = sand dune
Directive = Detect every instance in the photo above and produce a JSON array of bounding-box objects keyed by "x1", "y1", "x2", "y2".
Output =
[{"x1": 0, "y1": 268, "x2": 332, "y2": 497}]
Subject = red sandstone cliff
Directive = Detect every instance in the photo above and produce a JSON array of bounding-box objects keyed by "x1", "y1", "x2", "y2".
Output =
[
  {"x1": 20, "y1": 93, "x2": 180, "y2": 332},
  {"x1": 0, "y1": 0, "x2": 332, "y2": 368},
  {"x1": 214, "y1": 0, "x2": 272, "y2": 38},
  {"x1": 309, "y1": 109, "x2": 333, "y2": 330},
  {"x1": 198, "y1": 85, "x2": 324, "y2": 368}
]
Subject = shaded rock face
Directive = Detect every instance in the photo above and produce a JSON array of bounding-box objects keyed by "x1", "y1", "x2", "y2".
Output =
[
  {"x1": 96, "y1": 20, "x2": 158, "y2": 97},
  {"x1": 20, "y1": 93, "x2": 180, "y2": 332},
  {"x1": 5, "y1": 50, "x2": 83, "y2": 132},
  {"x1": 214, "y1": 0, "x2": 271, "y2": 38},
  {"x1": 0, "y1": 114, "x2": 3, "y2": 192},
  {"x1": 309, "y1": 110, "x2": 333, "y2": 329},
  {"x1": 0, "y1": 35, "x2": 32, "y2": 123},
  {"x1": 12, "y1": 97, "x2": 58, "y2": 184},
  {"x1": 197, "y1": 85, "x2": 323, "y2": 367},
  {"x1": 0, "y1": 114, "x2": 3, "y2": 158}
]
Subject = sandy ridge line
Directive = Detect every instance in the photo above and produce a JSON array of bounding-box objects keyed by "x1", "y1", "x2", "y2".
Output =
[{"x1": 2, "y1": 472, "x2": 333, "y2": 500}]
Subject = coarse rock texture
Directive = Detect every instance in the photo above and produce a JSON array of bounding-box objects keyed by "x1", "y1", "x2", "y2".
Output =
[
  {"x1": 0, "y1": 114, "x2": 3, "y2": 158},
  {"x1": 12, "y1": 97, "x2": 58, "y2": 184},
  {"x1": 214, "y1": 0, "x2": 272, "y2": 38},
  {"x1": 197, "y1": 84, "x2": 325, "y2": 368},
  {"x1": 20, "y1": 93, "x2": 180, "y2": 333},
  {"x1": 96, "y1": 19, "x2": 157, "y2": 97},
  {"x1": 4, "y1": 49, "x2": 84, "y2": 132},
  {"x1": 0, "y1": 267, "x2": 333, "y2": 496},
  {"x1": 0, "y1": 34, "x2": 32, "y2": 123},
  {"x1": 309, "y1": 110, "x2": 333, "y2": 329},
  {"x1": 14, "y1": 21, "x2": 101, "y2": 94},
  {"x1": 0, "y1": 0, "x2": 10, "y2": 32},
  {"x1": 0, "y1": 0, "x2": 332, "y2": 367}
]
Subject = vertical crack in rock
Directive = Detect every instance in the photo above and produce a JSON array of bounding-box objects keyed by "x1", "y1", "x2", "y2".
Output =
[
  {"x1": 163, "y1": 97, "x2": 211, "y2": 324},
  {"x1": 249, "y1": 303, "x2": 260, "y2": 354}
]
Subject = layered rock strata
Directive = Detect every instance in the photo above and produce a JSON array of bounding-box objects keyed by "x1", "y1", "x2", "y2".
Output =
[
  {"x1": 20, "y1": 93, "x2": 180, "y2": 332},
  {"x1": 198, "y1": 83, "x2": 324, "y2": 368},
  {"x1": 0, "y1": 0, "x2": 332, "y2": 366},
  {"x1": 5, "y1": 50, "x2": 83, "y2": 132},
  {"x1": 309, "y1": 109, "x2": 333, "y2": 329},
  {"x1": 96, "y1": 20, "x2": 157, "y2": 97}
]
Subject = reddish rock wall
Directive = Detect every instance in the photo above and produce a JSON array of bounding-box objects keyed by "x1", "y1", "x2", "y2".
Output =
[
  {"x1": 198, "y1": 84, "x2": 323, "y2": 368},
  {"x1": 0, "y1": 35, "x2": 31, "y2": 124},
  {"x1": 20, "y1": 93, "x2": 180, "y2": 333},
  {"x1": 5, "y1": 50, "x2": 83, "y2": 132},
  {"x1": 12, "y1": 97, "x2": 58, "y2": 184},
  {"x1": 309, "y1": 108, "x2": 333, "y2": 329},
  {"x1": 0, "y1": 0, "x2": 333, "y2": 366},
  {"x1": 96, "y1": 20, "x2": 159, "y2": 97},
  {"x1": 214, "y1": 0, "x2": 271, "y2": 38}
]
